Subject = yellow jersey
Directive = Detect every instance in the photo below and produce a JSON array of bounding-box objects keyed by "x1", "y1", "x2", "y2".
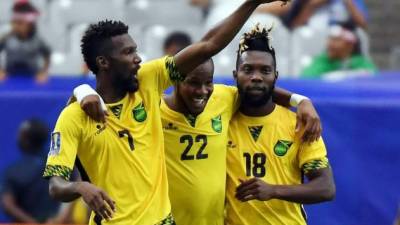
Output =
[
  {"x1": 43, "y1": 57, "x2": 179, "y2": 225},
  {"x1": 226, "y1": 105, "x2": 329, "y2": 225},
  {"x1": 161, "y1": 85, "x2": 238, "y2": 225}
]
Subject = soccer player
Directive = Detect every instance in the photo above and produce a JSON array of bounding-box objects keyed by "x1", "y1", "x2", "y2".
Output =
[
  {"x1": 42, "y1": 1, "x2": 292, "y2": 225},
  {"x1": 225, "y1": 25, "x2": 336, "y2": 225},
  {"x1": 75, "y1": 51, "x2": 321, "y2": 224}
]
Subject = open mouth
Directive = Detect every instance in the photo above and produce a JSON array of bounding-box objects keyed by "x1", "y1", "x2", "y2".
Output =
[{"x1": 192, "y1": 97, "x2": 207, "y2": 108}]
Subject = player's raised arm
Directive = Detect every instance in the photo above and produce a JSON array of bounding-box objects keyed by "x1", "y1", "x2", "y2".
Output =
[
  {"x1": 272, "y1": 87, "x2": 322, "y2": 142},
  {"x1": 173, "y1": 0, "x2": 289, "y2": 76}
]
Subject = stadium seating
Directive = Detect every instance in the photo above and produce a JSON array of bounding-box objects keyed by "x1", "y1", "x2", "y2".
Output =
[
  {"x1": 0, "y1": 0, "x2": 378, "y2": 76},
  {"x1": 290, "y1": 26, "x2": 329, "y2": 76},
  {"x1": 124, "y1": 0, "x2": 203, "y2": 27}
]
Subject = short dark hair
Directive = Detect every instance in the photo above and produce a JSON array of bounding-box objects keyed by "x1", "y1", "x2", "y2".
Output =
[
  {"x1": 236, "y1": 24, "x2": 277, "y2": 70},
  {"x1": 163, "y1": 31, "x2": 192, "y2": 52},
  {"x1": 81, "y1": 20, "x2": 129, "y2": 74},
  {"x1": 13, "y1": 1, "x2": 38, "y2": 14},
  {"x1": 20, "y1": 118, "x2": 49, "y2": 152}
]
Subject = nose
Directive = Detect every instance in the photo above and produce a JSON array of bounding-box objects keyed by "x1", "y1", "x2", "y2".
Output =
[
  {"x1": 133, "y1": 53, "x2": 142, "y2": 65},
  {"x1": 250, "y1": 72, "x2": 263, "y2": 83}
]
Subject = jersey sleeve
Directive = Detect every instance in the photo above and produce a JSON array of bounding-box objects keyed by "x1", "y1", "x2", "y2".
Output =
[
  {"x1": 298, "y1": 138, "x2": 330, "y2": 174},
  {"x1": 138, "y1": 56, "x2": 183, "y2": 95},
  {"x1": 217, "y1": 85, "x2": 240, "y2": 119},
  {"x1": 43, "y1": 105, "x2": 83, "y2": 180}
]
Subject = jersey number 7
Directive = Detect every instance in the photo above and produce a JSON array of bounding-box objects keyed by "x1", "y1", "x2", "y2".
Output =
[{"x1": 118, "y1": 129, "x2": 135, "y2": 151}]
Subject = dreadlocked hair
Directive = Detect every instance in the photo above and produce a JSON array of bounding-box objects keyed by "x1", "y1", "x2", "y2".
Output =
[
  {"x1": 81, "y1": 20, "x2": 129, "y2": 74},
  {"x1": 236, "y1": 23, "x2": 277, "y2": 70}
]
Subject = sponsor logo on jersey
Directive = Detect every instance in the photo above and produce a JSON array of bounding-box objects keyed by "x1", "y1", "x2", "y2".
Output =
[
  {"x1": 95, "y1": 124, "x2": 106, "y2": 136},
  {"x1": 163, "y1": 122, "x2": 178, "y2": 130},
  {"x1": 227, "y1": 140, "x2": 237, "y2": 149}
]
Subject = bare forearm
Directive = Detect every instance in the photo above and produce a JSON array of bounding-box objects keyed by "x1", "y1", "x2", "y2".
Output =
[
  {"x1": 272, "y1": 87, "x2": 292, "y2": 107},
  {"x1": 42, "y1": 57, "x2": 50, "y2": 72},
  {"x1": 201, "y1": 1, "x2": 259, "y2": 47},
  {"x1": 175, "y1": 1, "x2": 262, "y2": 75},
  {"x1": 272, "y1": 170, "x2": 335, "y2": 204},
  {"x1": 291, "y1": 0, "x2": 327, "y2": 28},
  {"x1": 344, "y1": 0, "x2": 367, "y2": 29},
  {"x1": 273, "y1": 182, "x2": 333, "y2": 204},
  {"x1": 1, "y1": 193, "x2": 37, "y2": 222},
  {"x1": 49, "y1": 177, "x2": 82, "y2": 202}
]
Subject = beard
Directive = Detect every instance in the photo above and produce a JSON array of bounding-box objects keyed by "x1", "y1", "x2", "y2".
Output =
[
  {"x1": 112, "y1": 73, "x2": 139, "y2": 93},
  {"x1": 238, "y1": 82, "x2": 275, "y2": 108}
]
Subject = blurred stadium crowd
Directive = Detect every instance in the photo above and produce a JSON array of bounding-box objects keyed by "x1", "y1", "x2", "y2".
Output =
[
  {"x1": 0, "y1": 0, "x2": 398, "y2": 81},
  {"x1": 0, "y1": 0, "x2": 399, "y2": 224}
]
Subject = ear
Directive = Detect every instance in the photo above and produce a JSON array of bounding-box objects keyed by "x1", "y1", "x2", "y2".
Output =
[
  {"x1": 232, "y1": 70, "x2": 238, "y2": 81},
  {"x1": 275, "y1": 70, "x2": 279, "y2": 80},
  {"x1": 96, "y1": 56, "x2": 109, "y2": 71}
]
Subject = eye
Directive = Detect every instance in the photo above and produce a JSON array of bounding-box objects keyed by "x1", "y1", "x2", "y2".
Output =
[
  {"x1": 262, "y1": 68, "x2": 271, "y2": 74},
  {"x1": 242, "y1": 66, "x2": 252, "y2": 74},
  {"x1": 125, "y1": 48, "x2": 136, "y2": 55}
]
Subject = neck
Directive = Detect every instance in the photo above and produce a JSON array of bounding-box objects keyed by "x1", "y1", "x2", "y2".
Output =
[
  {"x1": 170, "y1": 90, "x2": 193, "y2": 115},
  {"x1": 96, "y1": 73, "x2": 127, "y2": 103},
  {"x1": 239, "y1": 98, "x2": 275, "y2": 117}
]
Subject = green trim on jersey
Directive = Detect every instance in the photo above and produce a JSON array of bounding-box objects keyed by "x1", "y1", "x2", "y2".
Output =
[
  {"x1": 43, "y1": 165, "x2": 72, "y2": 180},
  {"x1": 248, "y1": 126, "x2": 263, "y2": 142},
  {"x1": 185, "y1": 114, "x2": 197, "y2": 127},
  {"x1": 165, "y1": 56, "x2": 184, "y2": 82},
  {"x1": 302, "y1": 157, "x2": 329, "y2": 174},
  {"x1": 156, "y1": 213, "x2": 176, "y2": 225}
]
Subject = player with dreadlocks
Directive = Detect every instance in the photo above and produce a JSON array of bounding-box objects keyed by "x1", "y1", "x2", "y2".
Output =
[
  {"x1": 43, "y1": 1, "x2": 300, "y2": 225},
  {"x1": 225, "y1": 24, "x2": 336, "y2": 225}
]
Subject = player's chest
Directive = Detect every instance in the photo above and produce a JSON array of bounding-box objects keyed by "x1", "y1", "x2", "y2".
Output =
[
  {"x1": 82, "y1": 103, "x2": 159, "y2": 154},
  {"x1": 228, "y1": 124, "x2": 298, "y2": 165},
  {"x1": 162, "y1": 115, "x2": 229, "y2": 162}
]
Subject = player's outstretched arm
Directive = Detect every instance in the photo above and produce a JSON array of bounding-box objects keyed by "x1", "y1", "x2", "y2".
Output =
[
  {"x1": 49, "y1": 176, "x2": 115, "y2": 220},
  {"x1": 174, "y1": 0, "x2": 289, "y2": 76},
  {"x1": 236, "y1": 167, "x2": 335, "y2": 204},
  {"x1": 272, "y1": 87, "x2": 322, "y2": 142}
]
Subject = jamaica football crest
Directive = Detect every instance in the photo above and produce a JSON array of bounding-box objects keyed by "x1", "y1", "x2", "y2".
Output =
[
  {"x1": 133, "y1": 102, "x2": 147, "y2": 122},
  {"x1": 211, "y1": 115, "x2": 222, "y2": 133},
  {"x1": 274, "y1": 140, "x2": 293, "y2": 156}
]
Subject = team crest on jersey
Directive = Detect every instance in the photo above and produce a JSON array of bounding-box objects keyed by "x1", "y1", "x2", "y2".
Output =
[
  {"x1": 274, "y1": 140, "x2": 293, "y2": 156},
  {"x1": 132, "y1": 102, "x2": 147, "y2": 122},
  {"x1": 49, "y1": 132, "x2": 61, "y2": 156},
  {"x1": 211, "y1": 115, "x2": 222, "y2": 133}
]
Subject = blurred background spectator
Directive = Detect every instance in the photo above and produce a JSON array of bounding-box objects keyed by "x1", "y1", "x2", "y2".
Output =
[
  {"x1": 272, "y1": 0, "x2": 369, "y2": 30},
  {"x1": 301, "y1": 22, "x2": 376, "y2": 80},
  {"x1": 0, "y1": 0, "x2": 51, "y2": 83},
  {"x1": 0, "y1": 1, "x2": 399, "y2": 224},
  {"x1": 163, "y1": 31, "x2": 192, "y2": 55},
  {"x1": 0, "y1": 0, "x2": 395, "y2": 77},
  {"x1": 0, "y1": 119, "x2": 59, "y2": 223}
]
